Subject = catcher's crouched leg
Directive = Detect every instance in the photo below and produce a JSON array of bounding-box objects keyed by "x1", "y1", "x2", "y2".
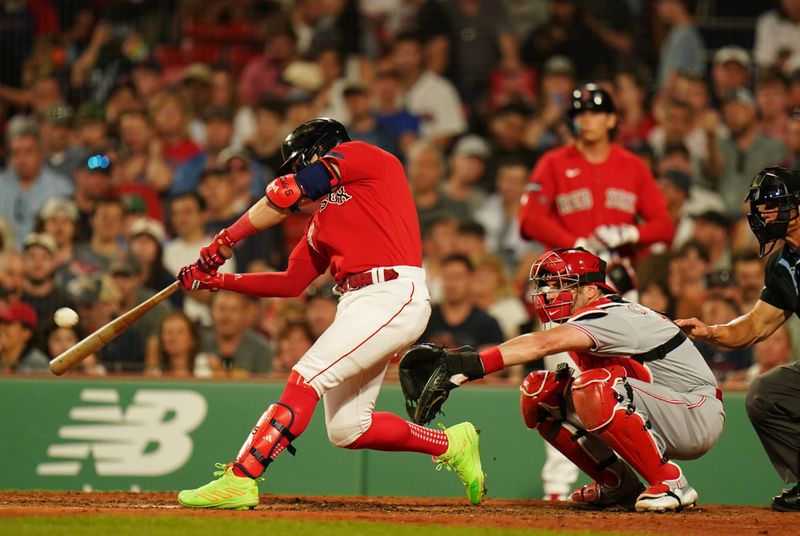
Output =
[
  {"x1": 521, "y1": 368, "x2": 643, "y2": 509},
  {"x1": 571, "y1": 367, "x2": 697, "y2": 512}
]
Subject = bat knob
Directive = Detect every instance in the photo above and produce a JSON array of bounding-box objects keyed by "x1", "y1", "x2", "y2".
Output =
[{"x1": 219, "y1": 244, "x2": 233, "y2": 260}]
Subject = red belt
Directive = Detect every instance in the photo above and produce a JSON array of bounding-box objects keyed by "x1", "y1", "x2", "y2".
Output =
[
  {"x1": 338, "y1": 268, "x2": 399, "y2": 292},
  {"x1": 715, "y1": 389, "x2": 723, "y2": 402}
]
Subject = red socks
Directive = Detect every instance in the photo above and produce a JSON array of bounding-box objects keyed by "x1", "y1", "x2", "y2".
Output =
[
  {"x1": 479, "y1": 347, "x2": 505, "y2": 375},
  {"x1": 345, "y1": 412, "x2": 448, "y2": 456}
]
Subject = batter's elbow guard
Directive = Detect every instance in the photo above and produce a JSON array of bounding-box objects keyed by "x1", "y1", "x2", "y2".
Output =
[{"x1": 266, "y1": 174, "x2": 304, "y2": 210}]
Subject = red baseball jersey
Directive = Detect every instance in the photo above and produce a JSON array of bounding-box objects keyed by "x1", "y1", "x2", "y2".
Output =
[
  {"x1": 292, "y1": 141, "x2": 422, "y2": 282},
  {"x1": 519, "y1": 144, "x2": 673, "y2": 249}
]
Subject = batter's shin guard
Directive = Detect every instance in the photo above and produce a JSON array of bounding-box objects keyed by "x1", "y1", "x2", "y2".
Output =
[
  {"x1": 234, "y1": 403, "x2": 299, "y2": 479},
  {"x1": 571, "y1": 367, "x2": 681, "y2": 486}
]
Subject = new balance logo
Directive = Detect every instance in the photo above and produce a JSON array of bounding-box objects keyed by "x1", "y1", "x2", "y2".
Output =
[{"x1": 37, "y1": 389, "x2": 207, "y2": 477}]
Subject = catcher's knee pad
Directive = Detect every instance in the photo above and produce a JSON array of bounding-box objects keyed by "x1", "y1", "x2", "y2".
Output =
[
  {"x1": 234, "y1": 402, "x2": 298, "y2": 478},
  {"x1": 570, "y1": 366, "x2": 628, "y2": 432},
  {"x1": 520, "y1": 365, "x2": 572, "y2": 429}
]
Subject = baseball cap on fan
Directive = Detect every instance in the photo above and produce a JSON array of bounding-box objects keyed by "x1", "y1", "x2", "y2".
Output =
[
  {"x1": 0, "y1": 301, "x2": 38, "y2": 329},
  {"x1": 722, "y1": 87, "x2": 756, "y2": 109},
  {"x1": 713, "y1": 46, "x2": 751, "y2": 70},
  {"x1": 22, "y1": 232, "x2": 57, "y2": 256},
  {"x1": 452, "y1": 135, "x2": 491, "y2": 160}
]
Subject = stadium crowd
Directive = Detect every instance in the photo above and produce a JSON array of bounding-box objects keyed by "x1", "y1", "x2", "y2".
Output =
[{"x1": 0, "y1": 0, "x2": 798, "y2": 387}]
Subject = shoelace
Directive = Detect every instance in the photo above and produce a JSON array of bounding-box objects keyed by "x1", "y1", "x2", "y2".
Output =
[{"x1": 434, "y1": 424, "x2": 455, "y2": 473}]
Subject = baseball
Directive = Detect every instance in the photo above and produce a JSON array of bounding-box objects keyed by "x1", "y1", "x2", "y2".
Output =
[{"x1": 54, "y1": 307, "x2": 79, "y2": 328}]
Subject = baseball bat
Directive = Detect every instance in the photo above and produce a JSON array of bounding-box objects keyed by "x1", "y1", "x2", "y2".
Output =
[{"x1": 49, "y1": 245, "x2": 232, "y2": 375}]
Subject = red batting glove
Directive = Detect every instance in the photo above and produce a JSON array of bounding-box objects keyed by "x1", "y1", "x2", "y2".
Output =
[
  {"x1": 197, "y1": 229, "x2": 234, "y2": 274},
  {"x1": 177, "y1": 263, "x2": 224, "y2": 291}
]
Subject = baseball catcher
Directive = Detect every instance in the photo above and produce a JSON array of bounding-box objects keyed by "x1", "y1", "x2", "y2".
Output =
[{"x1": 403, "y1": 247, "x2": 724, "y2": 512}]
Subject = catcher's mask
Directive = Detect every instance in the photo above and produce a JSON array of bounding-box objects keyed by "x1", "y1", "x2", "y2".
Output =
[
  {"x1": 745, "y1": 167, "x2": 800, "y2": 257},
  {"x1": 529, "y1": 248, "x2": 616, "y2": 323},
  {"x1": 278, "y1": 117, "x2": 350, "y2": 174}
]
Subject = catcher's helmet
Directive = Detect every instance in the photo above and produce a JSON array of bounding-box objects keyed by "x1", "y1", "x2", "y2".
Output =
[
  {"x1": 745, "y1": 167, "x2": 800, "y2": 257},
  {"x1": 278, "y1": 117, "x2": 351, "y2": 174},
  {"x1": 529, "y1": 248, "x2": 616, "y2": 323},
  {"x1": 568, "y1": 83, "x2": 616, "y2": 119}
]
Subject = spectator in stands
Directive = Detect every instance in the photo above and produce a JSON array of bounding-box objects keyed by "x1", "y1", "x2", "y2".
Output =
[
  {"x1": 392, "y1": 31, "x2": 467, "y2": 148},
  {"x1": 172, "y1": 107, "x2": 235, "y2": 195},
  {"x1": 524, "y1": 55, "x2": 576, "y2": 152},
  {"x1": 484, "y1": 103, "x2": 537, "y2": 190},
  {"x1": 690, "y1": 210, "x2": 731, "y2": 270},
  {"x1": 313, "y1": 47, "x2": 348, "y2": 124},
  {"x1": 419, "y1": 253, "x2": 504, "y2": 349},
  {"x1": 756, "y1": 68, "x2": 790, "y2": 143},
  {"x1": 373, "y1": 68, "x2": 420, "y2": 157},
  {"x1": 455, "y1": 221, "x2": 488, "y2": 261},
  {"x1": 304, "y1": 287, "x2": 337, "y2": 341},
  {"x1": 695, "y1": 294, "x2": 753, "y2": 381},
  {"x1": 786, "y1": 111, "x2": 800, "y2": 169},
  {"x1": 243, "y1": 95, "x2": 286, "y2": 178},
  {"x1": 407, "y1": 141, "x2": 469, "y2": 229},
  {"x1": 105, "y1": 82, "x2": 141, "y2": 126},
  {"x1": 39, "y1": 104, "x2": 82, "y2": 179},
  {"x1": 273, "y1": 321, "x2": 314, "y2": 375},
  {"x1": 342, "y1": 81, "x2": 400, "y2": 157},
  {"x1": 128, "y1": 218, "x2": 178, "y2": 304},
  {"x1": 657, "y1": 170, "x2": 693, "y2": 248},
  {"x1": 754, "y1": 0, "x2": 800, "y2": 74},
  {"x1": 0, "y1": 250, "x2": 24, "y2": 302},
  {"x1": 639, "y1": 278, "x2": 677, "y2": 319},
  {"x1": 72, "y1": 150, "x2": 113, "y2": 238},
  {"x1": 163, "y1": 192, "x2": 236, "y2": 325},
  {"x1": 472, "y1": 254, "x2": 528, "y2": 339},
  {"x1": 130, "y1": 57, "x2": 163, "y2": 105},
  {"x1": 654, "y1": 0, "x2": 704, "y2": 92},
  {"x1": 74, "y1": 101, "x2": 109, "y2": 150},
  {"x1": 443, "y1": 135, "x2": 490, "y2": 214},
  {"x1": 421, "y1": 216, "x2": 459, "y2": 304},
  {"x1": 148, "y1": 90, "x2": 202, "y2": 170},
  {"x1": 710, "y1": 46, "x2": 752, "y2": 109},
  {"x1": 38, "y1": 198, "x2": 79, "y2": 270},
  {"x1": 118, "y1": 110, "x2": 172, "y2": 194},
  {"x1": 153, "y1": 311, "x2": 217, "y2": 378},
  {"x1": 791, "y1": 68, "x2": 800, "y2": 109},
  {"x1": 72, "y1": 198, "x2": 127, "y2": 276},
  {"x1": 722, "y1": 325, "x2": 792, "y2": 391},
  {"x1": 20, "y1": 233, "x2": 74, "y2": 352},
  {"x1": 668, "y1": 240, "x2": 709, "y2": 319},
  {"x1": 239, "y1": 26, "x2": 298, "y2": 106},
  {"x1": 710, "y1": 88, "x2": 787, "y2": 216},
  {"x1": 179, "y1": 63, "x2": 213, "y2": 145},
  {"x1": 71, "y1": 274, "x2": 144, "y2": 373},
  {"x1": 732, "y1": 250, "x2": 766, "y2": 311},
  {"x1": 44, "y1": 320, "x2": 106, "y2": 376},
  {"x1": 474, "y1": 157, "x2": 532, "y2": 271},
  {"x1": 648, "y1": 99, "x2": 708, "y2": 178},
  {"x1": 0, "y1": 122, "x2": 72, "y2": 245},
  {"x1": 110, "y1": 257, "x2": 172, "y2": 343},
  {"x1": 0, "y1": 301, "x2": 48, "y2": 373},
  {"x1": 201, "y1": 291, "x2": 272, "y2": 377},
  {"x1": 198, "y1": 168, "x2": 238, "y2": 235},
  {"x1": 614, "y1": 70, "x2": 656, "y2": 148}
]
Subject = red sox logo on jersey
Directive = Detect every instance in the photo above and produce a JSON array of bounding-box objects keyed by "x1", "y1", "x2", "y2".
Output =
[
  {"x1": 319, "y1": 186, "x2": 352, "y2": 212},
  {"x1": 556, "y1": 187, "x2": 637, "y2": 215}
]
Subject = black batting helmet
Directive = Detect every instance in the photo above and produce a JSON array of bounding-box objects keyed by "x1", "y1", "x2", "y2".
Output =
[
  {"x1": 278, "y1": 117, "x2": 351, "y2": 174},
  {"x1": 568, "y1": 83, "x2": 616, "y2": 119},
  {"x1": 745, "y1": 167, "x2": 800, "y2": 256}
]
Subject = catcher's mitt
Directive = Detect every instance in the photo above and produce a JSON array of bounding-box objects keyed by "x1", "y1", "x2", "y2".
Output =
[{"x1": 398, "y1": 344, "x2": 482, "y2": 425}]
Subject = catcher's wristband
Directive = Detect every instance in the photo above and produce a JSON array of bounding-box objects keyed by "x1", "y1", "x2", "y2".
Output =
[{"x1": 479, "y1": 347, "x2": 504, "y2": 375}]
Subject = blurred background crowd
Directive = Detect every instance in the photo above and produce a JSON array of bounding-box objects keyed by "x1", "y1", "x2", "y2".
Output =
[{"x1": 0, "y1": 0, "x2": 798, "y2": 389}]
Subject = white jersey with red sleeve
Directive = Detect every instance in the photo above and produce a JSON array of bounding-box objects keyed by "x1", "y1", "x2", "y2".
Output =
[
  {"x1": 308, "y1": 141, "x2": 423, "y2": 282},
  {"x1": 519, "y1": 145, "x2": 674, "y2": 250},
  {"x1": 564, "y1": 296, "x2": 718, "y2": 396}
]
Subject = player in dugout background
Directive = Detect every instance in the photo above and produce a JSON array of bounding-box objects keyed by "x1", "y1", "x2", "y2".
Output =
[
  {"x1": 519, "y1": 83, "x2": 674, "y2": 259},
  {"x1": 175, "y1": 118, "x2": 485, "y2": 509}
]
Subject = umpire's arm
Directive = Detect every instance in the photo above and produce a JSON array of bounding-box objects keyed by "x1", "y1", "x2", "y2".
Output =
[{"x1": 676, "y1": 299, "x2": 790, "y2": 348}]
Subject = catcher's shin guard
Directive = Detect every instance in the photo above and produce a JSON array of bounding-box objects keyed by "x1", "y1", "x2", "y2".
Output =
[
  {"x1": 234, "y1": 402, "x2": 299, "y2": 478},
  {"x1": 520, "y1": 364, "x2": 572, "y2": 429},
  {"x1": 571, "y1": 367, "x2": 682, "y2": 487}
]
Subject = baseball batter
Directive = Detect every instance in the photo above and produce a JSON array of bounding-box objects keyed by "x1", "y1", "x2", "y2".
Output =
[
  {"x1": 176, "y1": 118, "x2": 485, "y2": 509},
  {"x1": 519, "y1": 84, "x2": 674, "y2": 257},
  {"x1": 409, "y1": 248, "x2": 724, "y2": 512}
]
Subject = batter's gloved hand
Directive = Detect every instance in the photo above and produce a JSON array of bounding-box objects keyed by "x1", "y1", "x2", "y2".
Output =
[
  {"x1": 178, "y1": 263, "x2": 224, "y2": 291},
  {"x1": 398, "y1": 344, "x2": 484, "y2": 425},
  {"x1": 593, "y1": 224, "x2": 640, "y2": 250},
  {"x1": 197, "y1": 229, "x2": 235, "y2": 274}
]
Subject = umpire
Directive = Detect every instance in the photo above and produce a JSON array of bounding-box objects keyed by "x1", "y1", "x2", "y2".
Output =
[{"x1": 677, "y1": 167, "x2": 800, "y2": 511}]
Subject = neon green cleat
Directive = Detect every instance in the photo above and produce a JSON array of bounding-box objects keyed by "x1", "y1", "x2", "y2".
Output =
[
  {"x1": 178, "y1": 463, "x2": 260, "y2": 510},
  {"x1": 435, "y1": 422, "x2": 487, "y2": 505}
]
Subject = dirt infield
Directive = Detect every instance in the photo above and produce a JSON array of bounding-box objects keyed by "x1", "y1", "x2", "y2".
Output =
[{"x1": 0, "y1": 491, "x2": 788, "y2": 535}]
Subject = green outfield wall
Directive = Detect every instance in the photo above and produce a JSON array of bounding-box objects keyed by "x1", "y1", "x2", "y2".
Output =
[{"x1": 0, "y1": 377, "x2": 782, "y2": 505}]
